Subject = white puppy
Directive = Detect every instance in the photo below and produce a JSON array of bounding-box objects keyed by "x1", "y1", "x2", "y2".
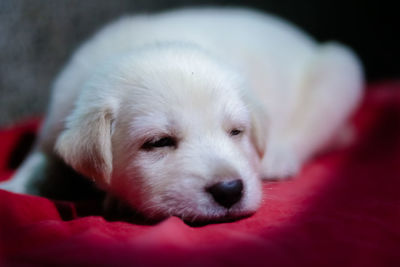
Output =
[{"x1": 0, "y1": 8, "x2": 363, "y2": 222}]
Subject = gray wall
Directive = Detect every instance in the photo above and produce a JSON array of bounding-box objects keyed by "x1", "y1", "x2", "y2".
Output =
[{"x1": 0, "y1": 0, "x2": 397, "y2": 126}]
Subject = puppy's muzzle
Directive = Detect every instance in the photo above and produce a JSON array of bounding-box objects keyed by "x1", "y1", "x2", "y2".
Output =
[{"x1": 206, "y1": 179, "x2": 243, "y2": 208}]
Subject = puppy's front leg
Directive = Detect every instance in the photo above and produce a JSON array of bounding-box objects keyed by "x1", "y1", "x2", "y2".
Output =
[
  {"x1": 262, "y1": 43, "x2": 363, "y2": 179},
  {"x1": 0, "y1": 151, "x2": 47, "y2": 194}
]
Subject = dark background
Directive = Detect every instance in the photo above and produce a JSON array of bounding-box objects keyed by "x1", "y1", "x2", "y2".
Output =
[{"x1": 0, "y1": 0, "x2": 398, "y2": 126}]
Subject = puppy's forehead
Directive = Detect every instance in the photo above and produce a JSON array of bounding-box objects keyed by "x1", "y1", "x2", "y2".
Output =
[
  {"x1": 127, "y1": 88, "x2": 249, "y2": 139},
  {"x1": 119, "y1": 47, "x2": 250, "y2": 130}
]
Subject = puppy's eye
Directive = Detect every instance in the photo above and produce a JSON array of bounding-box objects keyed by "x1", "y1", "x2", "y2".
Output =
[
  {"x1": 229, "y1": 128, "x2": 244, "y2": 137},
  {"x1": 141, "y1": 136, "x2": 177, "y2": 150}
]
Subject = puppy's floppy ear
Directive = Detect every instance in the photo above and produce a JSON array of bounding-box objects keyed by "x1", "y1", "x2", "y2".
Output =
[
  {"x1": 55, "y1": 93, "x2": 118, "y2": 188},
  {"x1": 240, "y1": 87, "x2": 268, "y2": 158}
]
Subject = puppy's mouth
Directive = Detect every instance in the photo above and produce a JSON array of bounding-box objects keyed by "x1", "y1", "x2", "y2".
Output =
[
  {"x1": 104, "y1": 195, "x2": 256, "y2": 225},
  {"x1": 183, "y1": 210, "x2": 256, "y2": 226},
  {"x1": 105, "y1": 208, "x2": 255, "y2": 226},
  {"x1": 153, "y1": 204, "x2": 257, "y2": 225},
  {"x1": 176, "y1": 195, "x2": 258, "y2": 224}
]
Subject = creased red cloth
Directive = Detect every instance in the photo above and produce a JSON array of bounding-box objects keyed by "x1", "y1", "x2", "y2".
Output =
[{"x1": 1, "y1": 82, "x2": 400, "y2": 266}]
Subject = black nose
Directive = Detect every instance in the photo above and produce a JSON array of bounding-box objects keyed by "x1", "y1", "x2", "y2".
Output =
[{"x1": 206, "y1": 179, "x2": 243, "y2": 208}]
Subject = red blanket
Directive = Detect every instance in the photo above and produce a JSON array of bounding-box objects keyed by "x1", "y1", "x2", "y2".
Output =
[{"x1": 1, "y1": 82, "x2": 400, "y2": 266}]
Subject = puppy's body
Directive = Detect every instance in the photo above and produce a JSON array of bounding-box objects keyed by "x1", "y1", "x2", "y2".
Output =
[{"x1": 1, "y1": 8, "x2": 363, "y2": 221}]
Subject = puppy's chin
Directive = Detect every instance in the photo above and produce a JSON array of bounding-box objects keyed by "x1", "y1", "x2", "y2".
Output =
[
  {"x1": 184, "y1": 212, "x2": 256, "y2": 227},
  {"x1": 141, "y1": 208, "x2": 258, "y2": 226},
  {"x1": 132, "y1": 189, "x2": 262, "y2": 224},
  {"x1": 105, "y1": 209, "x2": 256, "y2": 226},
  {"x1": 104, "y1": 192, "x2": 260, "y2": 225},
  {"x1": 179, "y1": 208, "x2": 257, "y2": 226}
]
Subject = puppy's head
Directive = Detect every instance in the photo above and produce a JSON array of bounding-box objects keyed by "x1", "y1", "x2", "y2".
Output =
[{"x1": 56, "y1": 44, "x2": 267, "y2": 222}]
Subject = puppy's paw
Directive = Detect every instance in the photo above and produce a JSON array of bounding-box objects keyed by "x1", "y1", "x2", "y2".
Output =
[
  {"x1": 0, "y1": 178, "x2": 27, "y2": 193},
  {"x1": 261, "y1": 143, "x2": 300, "y2": 180}
]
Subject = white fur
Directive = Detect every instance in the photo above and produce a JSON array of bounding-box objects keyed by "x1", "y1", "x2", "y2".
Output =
[
  {"x1": 0, "y1": 151, "x2": 46, "y2": 194},
  {"x1": 0, "y1": 8, "x2": 363, "y2": 221}
]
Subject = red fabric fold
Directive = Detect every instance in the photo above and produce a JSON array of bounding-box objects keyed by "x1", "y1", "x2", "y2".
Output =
[{"x1": 1, "y1": 82, "x2": 400, "y2": 266}]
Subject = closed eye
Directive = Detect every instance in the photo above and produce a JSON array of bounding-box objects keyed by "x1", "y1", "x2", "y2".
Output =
[
  {"x1": 229, "y1": 128, "x2": 244, "y2": 137},
  {"x1": 141, "y1": 136, "x2": 177, "y2": 150}
]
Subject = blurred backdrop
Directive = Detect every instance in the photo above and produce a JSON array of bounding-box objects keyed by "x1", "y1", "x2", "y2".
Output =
[{"x1": 0, "y1": 0, "x2": 398, "y2": 126}]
